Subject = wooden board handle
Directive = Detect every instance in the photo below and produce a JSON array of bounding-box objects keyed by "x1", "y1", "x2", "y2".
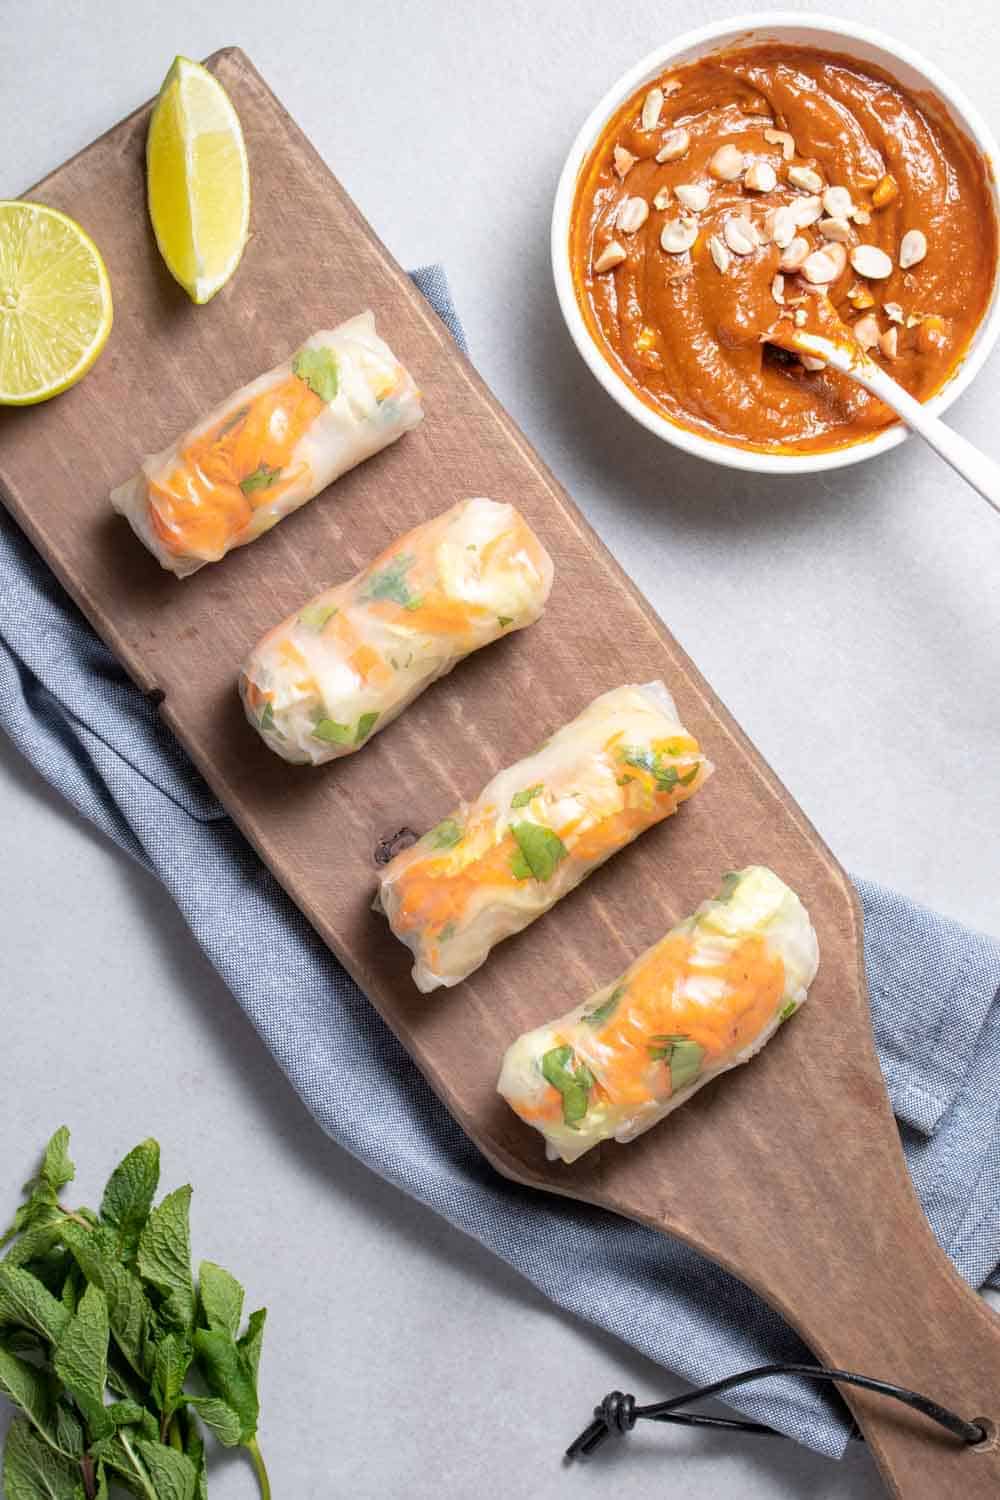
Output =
[{"x1": 782, "y1": 1215, "x2": 1000, "y2": 1497}]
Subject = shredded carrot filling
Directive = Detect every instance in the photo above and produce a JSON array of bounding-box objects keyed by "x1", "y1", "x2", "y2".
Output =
[{"x1": 148, "y1": 374, "x2": 325, "y2": 558}]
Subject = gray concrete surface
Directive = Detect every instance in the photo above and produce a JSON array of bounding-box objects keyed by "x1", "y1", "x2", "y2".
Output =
[{"x1": 2, "y1": 2, "x2": 998, "y2": 1496}]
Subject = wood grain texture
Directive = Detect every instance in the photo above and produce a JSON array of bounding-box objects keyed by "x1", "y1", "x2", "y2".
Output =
[{"x1": 1, "y1": 49, "x2": 998, "y2": 1495}]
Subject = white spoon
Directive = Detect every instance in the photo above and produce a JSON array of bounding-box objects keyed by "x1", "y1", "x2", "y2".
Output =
[{"x1": 770, "y1": 325, "x2": 1000, "y2": 514}]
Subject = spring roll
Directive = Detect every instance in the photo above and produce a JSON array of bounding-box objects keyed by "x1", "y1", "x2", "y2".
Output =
[
  {"x1": 375, "y1": 682, "x2": 712, "y2": 991},
  {"x1": 240, "y1": 497, "x2": 554, "y2": 763},
  {"x1": 498, "y1": 866, "x2": 819, "y2": 1163},
  {"x1": 111, "y1": 312, "x2": 423, "y2": 576}
]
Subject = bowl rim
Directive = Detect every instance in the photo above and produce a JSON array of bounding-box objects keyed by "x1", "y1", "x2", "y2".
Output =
[{"x1": 550, "y1": 10, "x2": 1000, "y2": 476}]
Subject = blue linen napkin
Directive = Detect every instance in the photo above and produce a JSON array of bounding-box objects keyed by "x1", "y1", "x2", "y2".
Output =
[{"x1": 1, "y1": 266, "x2": 998, "y2": 1460}]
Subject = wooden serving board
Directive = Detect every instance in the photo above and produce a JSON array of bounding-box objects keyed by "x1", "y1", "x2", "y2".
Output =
[{"x1": 2, "y1": 49, "x2": 998, "y2": 1496}]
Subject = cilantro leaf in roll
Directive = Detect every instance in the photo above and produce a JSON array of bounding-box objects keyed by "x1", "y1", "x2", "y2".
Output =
[
  {"x1": 240, "y1": 497, "x2": 553, "y2": 764},
  {"x1": 110, "y1": 312, "x2": 423, "y2": 576},
  {"x1": 375, "y1": 682, "x2": 713, "y2": 991},
  {"x1": 497, "y1": 866, "x2": 819, "y2": 1163}
]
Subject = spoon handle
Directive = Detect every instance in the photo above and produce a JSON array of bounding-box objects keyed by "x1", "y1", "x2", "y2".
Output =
[{"x1": 859, "y1": 361, "x2": 1000, "y2": 514}]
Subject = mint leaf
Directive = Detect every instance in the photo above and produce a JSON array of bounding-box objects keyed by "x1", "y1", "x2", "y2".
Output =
[
  {"x1": 52, "y1": 1282, "x2": 113, "y2": 1441},
  {"x1": 648, "y1": 1036, "x2": 704, "y2": 1091},
  {"x1": 363, "y1": 553, "x2": 416, "y2": 607},
  {"x1": 510, "y1": 784, "x2": 543, "y2": 810},
  {"x1": 292, "y1": 346, "x2": 339, "y2": 402},
  {"x1": 100, "y1": 1139, "x2": 160, "y2": 1264},
  {"x1": 107, "y1": 1401, "x2": 145, "y2": 1427},
  {"x1": 52, "y1": 1402, "x2": 84, "y2": 1457},
  {"x1": 151, "y1": 1330, "x2": 192, "y2": 1416},
  {"x1": 1, "y1": 1129, "x2": 74, "y2": 1251},
  {"x1": 197, "y1": 1262, "x2": 244, "y2": 1340},
  {"x1": 779, "y1": 999, "x2": 798, "y2": 1022},
  {"x1": 355, "y1": 711, "x2": 379, "y2": 744},
  {"x1": 620, "y1": 747, "x2": 699, "y2": 795},
  {"x1": 2, "y1": 1417, "x2": 80, "y2": 1500},
  {"x1": 510, "y1": 848, "x2": 532, "y2": 880},
  {"x1": 425, "y1": 817, "x2": 462, "y2": 850},
  {"x1": 510, "y1": 822, "x2": 568, "y2": 883},
  {"x1": 94, "y1": 1459, "x2": 110, "y2": 1500},
  {"x1": 497, "y1": 615, "x2": 513, "y2": 627},
  {"x1": 193, "y1": 1328, "x2": 258, "y2": 1443},
  {"x1": 187, "y1": 1395, "x2": 243, "y2": 1447},
  {"x1": 239, "y1": 463, "x2": 281, "y2": 497},
  {"x1": 0, "y1": 1345, "x2": 53, "y2": 1444},
  {"x1": 259, "y1": 701, "x2": 276, "y2": 735},
  {"x1": 583, "y1": 987, "x2": 624, "y2": 1027},
  {"x1": 541, "y1": 1046, "x2": 594, "y2": 1128},
  {"x1": 180, "y1": 1409, "x2": 208, "y2": 1500},
  {"x1": 0, "y1": 1265, "x2": 70, "y2": 1345},
  {"x1": 3, "y1": 1223, "x2": 65, "y2": 1269},
  {"x1": 137, "y1": 1187, "x2": 195, "y2": 1332},
  {"x1": 237, "y1": 1308, "x2": 266, "y2": 1383},
  {"x1": 298, "y1": 601, "x2": 338, "y2": 632},
  {"x1": 311, "y1": 718, "x2": 352, "y2": 745},
  {"x1": 135, "y1": 1438, "x2": 199, "y2": 1500},
  {"x1": 62, "y1": 1224, "x2": 150, "y2": 1379},
  {"x1": 35, "y1": 1129, "x2": 74, "y2": 1197}
]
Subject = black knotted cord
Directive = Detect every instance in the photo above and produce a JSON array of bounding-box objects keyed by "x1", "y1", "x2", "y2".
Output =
[{"x1": 565, "y1": 1362, "x2": 989, "y2": 1462}]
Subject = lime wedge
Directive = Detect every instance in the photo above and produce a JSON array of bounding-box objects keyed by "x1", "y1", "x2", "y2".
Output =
[
  {"x1": 146, "y1": 55, "x2": 250, "y2": 304},
  {"x1": 0, "y1": 201, "x2": 113, "y2": 406}
]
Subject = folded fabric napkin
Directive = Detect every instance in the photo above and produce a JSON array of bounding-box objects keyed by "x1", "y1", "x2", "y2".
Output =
[{"x1": 1, "y1": 266, "x2": 998, "y2": 1460}]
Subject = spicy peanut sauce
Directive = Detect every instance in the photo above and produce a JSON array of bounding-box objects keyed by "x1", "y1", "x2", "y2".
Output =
[{"x1": 570, "y1": 45, "x2": 997, "y2": 452}]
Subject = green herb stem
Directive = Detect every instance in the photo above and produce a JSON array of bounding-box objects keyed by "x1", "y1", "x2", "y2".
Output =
[
  {"x1": 118, "y1": 1429, "x2": 159, "y2": 1500},
  {"x1": 247, "y1": 1436, "x2": 272, "y2": 1500}
]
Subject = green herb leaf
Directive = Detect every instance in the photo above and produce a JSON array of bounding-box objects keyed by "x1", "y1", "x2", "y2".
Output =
[
  {"x1": 620, "y1": 746, "x2": 698, "y2": 796},
  {"x1": 52, "y1": 1282, "x2": 113, "y2": 1441},
  {"x1": 0, "y1": 1346, "x2": 54, "y2": 1446},
  {"x1": 540, "y1": 1046, "x2": 594, "y2": 1128},
  {"x1": 355, "y1": 711, "x2": 379, "y2": 744},
  {"x1": 437, "y1": 922, "x2": 456, "y2": 945},
  {"x1": 510, "y1": 822, "x2": 568, "y2": 883},
  {"x1": 1, "y1": 1417, "x2": 80, "y2": 1500},
  {"x1": 61, "y1": 1224, "x2": 151, "y2": 1380},
  {"x1": 2, "y1": 1223, "x2": 65, "y2": 1269},
  {"x1": 52, "y1": 1401, "x2": 84, "y2": 1458},
  {"x1": 179, "y1": 1409, "x2": 208, "y2": 1500},
  {"x1": 107, "y1": 1401, "x2": 145, "y2": 1427},
  {"x1": 239, "y1": 464, "x2": 282, "y2": 497},
  {"x1": 236, "y1": 1309, "x2": 266, "y2": 1383},
  {"x1": 670, "y1": 1041, "x2": 704, "y2": 1091},
  {"x1": 426, "y1": 817, "x2": 463, "y2": 849},
  {"x1": 151, "y1": 1331, "x2": 193, "y2": 1416},
  {"x1": 510, "y1": 784, "x2": 543, "y2": 810},
  {"x1": 100, "y1": 1139, "x2": 160, "y2": 1264},
  {"x1": 193, "y1": 1328, "x2": 258, "y2": 1444},
  {"x1": 1, "y1": 1129, "x2": 74, "y2": 1251},
  {"x1": 0, "y1": 1265, "x2": 70, "y2": 1346},
  {"x1": 583, "y1": 987, "x2": 624, "y2": 1027},
  {"x1": 197, "y1": 1262, "x2": 244, "y2": 1340},
  {"x1": 779, "y1": 1000, "x2": 798, "y2": 1022},
  {"x1": 187, "y1": 1395, "x2": 243, "y2": 1447},
  {"x1": 363, "y1": 553, "x2": 416, "y2": 608},
  {"x1": 94, "y1": 1459, "x2": 110, "y2": 1500},
  {"x1": 497, "y1": 615, "x2": 513, "y2": 628},
  {"x1": 135, "y1": 1437, "x2": 199, "y2": 1500},
  {"x1": 311, "y1": 718, "x2": 352, "y2": 745},
  {"x1": 292, "y1": 345, "x2": 340, "y2": 403},
  {"x1": 297, "y1": 601, "x2": 338, "y2": 632},
  {"x1": 137, "y1": 1187, "x2": 195, "y2": 1333},
  {"x1": 259, "y1": 701, "x2": 276, "y2": 735},
  {"x1": 510, "y1": 849, "x2": 532, "y2": 881}
]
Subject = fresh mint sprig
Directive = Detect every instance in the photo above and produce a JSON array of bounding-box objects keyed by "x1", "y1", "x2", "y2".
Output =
[{"x1": 0, "y1": 1130, "x2": 270, "y2": 1500}]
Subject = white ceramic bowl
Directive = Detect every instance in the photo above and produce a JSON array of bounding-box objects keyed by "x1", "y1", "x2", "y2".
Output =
[{"x1": 551, "y1": 12, "x2": 1000, "y2": 475}]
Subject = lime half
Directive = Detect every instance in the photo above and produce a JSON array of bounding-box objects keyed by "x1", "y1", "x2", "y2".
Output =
[
  {"x1": 0, "y1": 201, "x2": 113, "y2": 406},
  {"x1": 146, "y1": 55, "x2": 251, "y2": 304}
]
